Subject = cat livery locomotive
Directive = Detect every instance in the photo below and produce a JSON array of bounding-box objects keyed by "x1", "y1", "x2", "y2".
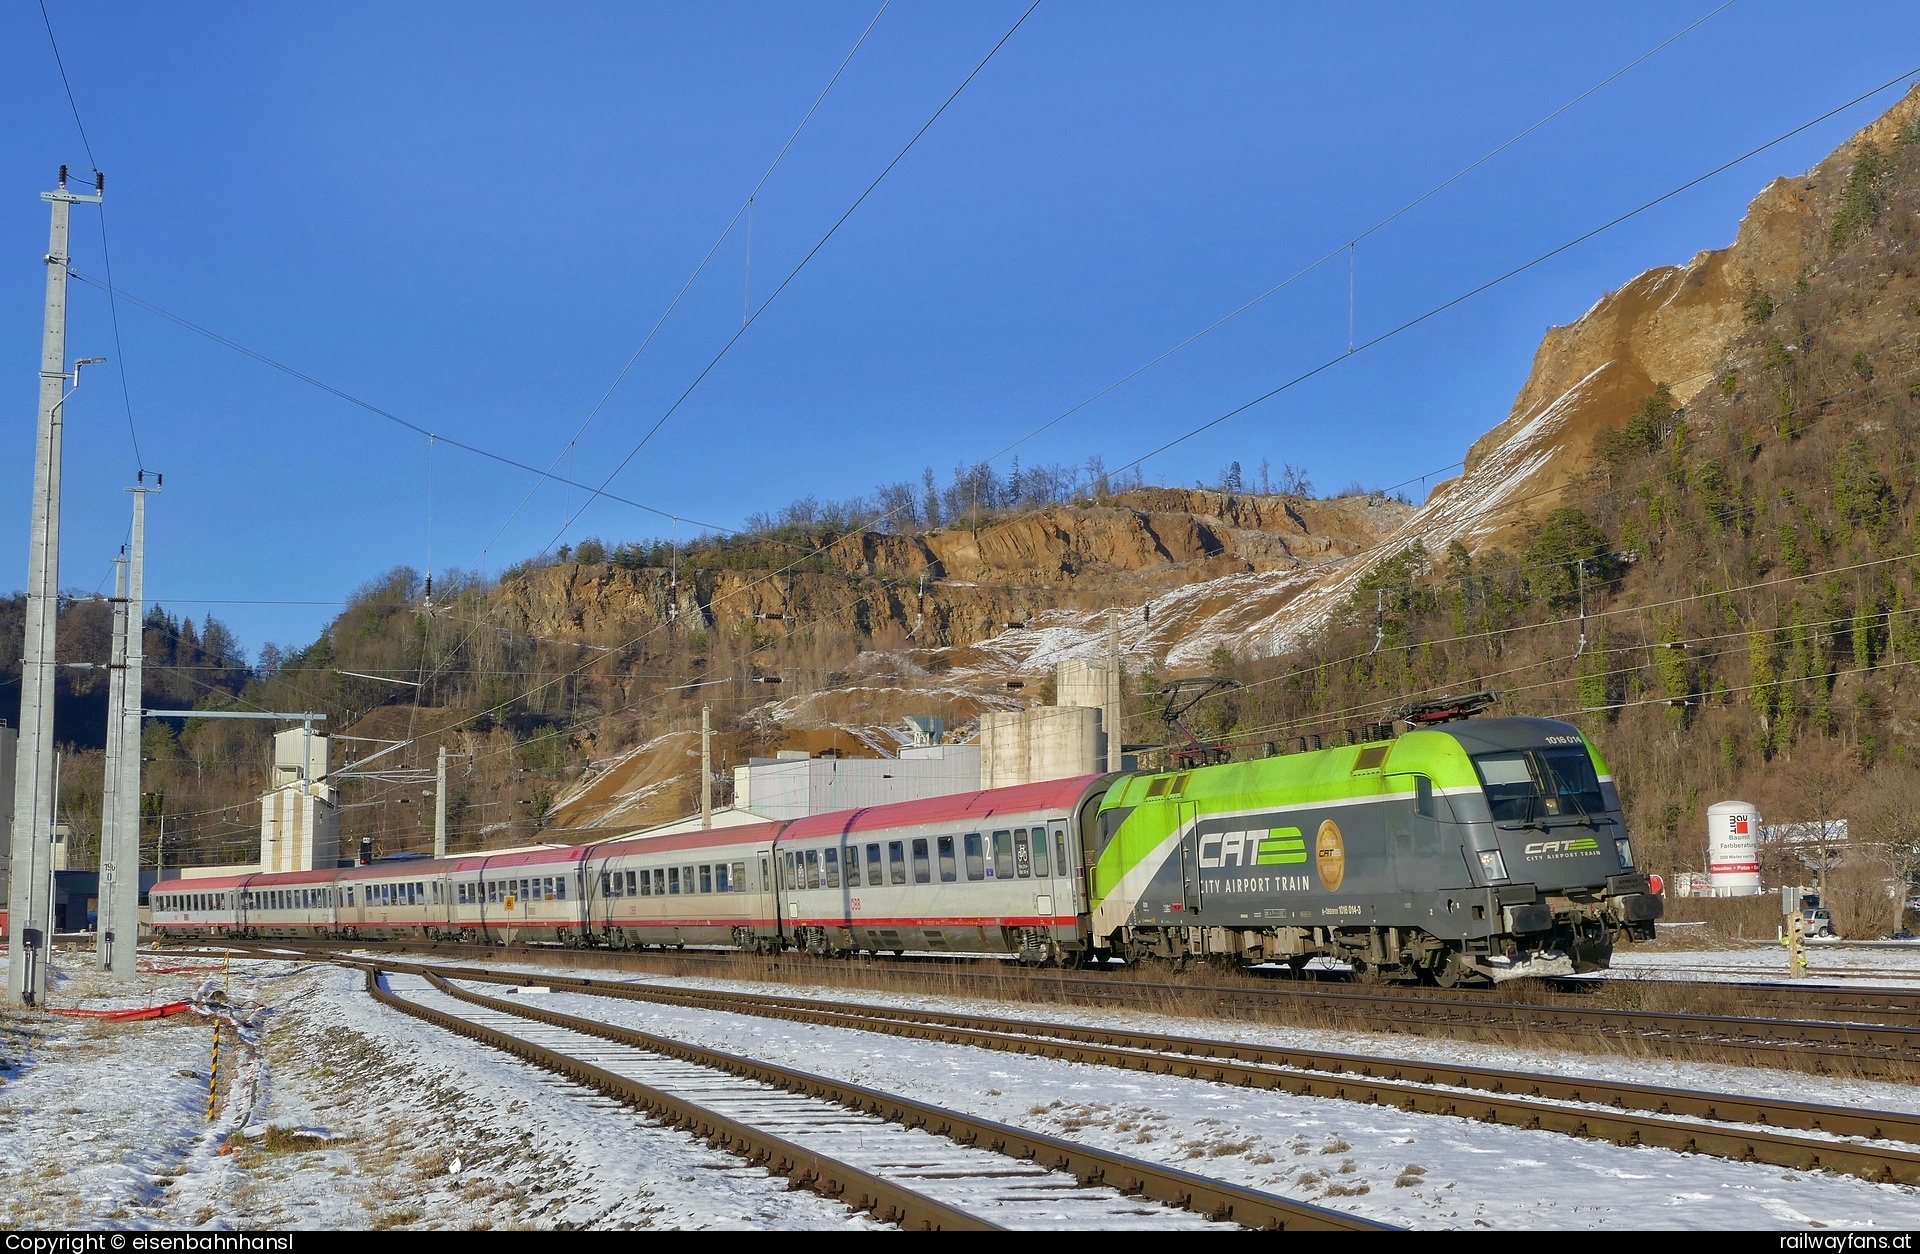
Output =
[
  {"x1": 152, "y1": 711, "x2": 1659, "y2": 986},
  {"x1": 1087, "y1": 714, "x2": 1660, "y2": 984}
]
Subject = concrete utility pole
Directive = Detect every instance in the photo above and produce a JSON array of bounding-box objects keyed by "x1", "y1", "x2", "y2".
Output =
[
  {"x1": 700, "y1": 705, "x2": 713, "y2": 829},
  {"x1": 8, "y1": 167, "x2": 102, "y2": 1009},
  {"x1": 433, "y1": 745, "x2": 467, "y2": 858},
  {"x1": 102, "y1": 479, "x2": 153, "y2": 982},
  {"x1": 95, "y1": 549, "x2": 129, "y2": 973},
  {"x1": 1106, "y1": 609, "x2": 1122, "y2": 773}
]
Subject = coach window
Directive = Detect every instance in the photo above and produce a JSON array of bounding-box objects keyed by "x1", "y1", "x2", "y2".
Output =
[
  {"x1": 1055, "y1": 829, "x2": 1069, "y2": 873},
  {"x1": 993, "y1": 830, "x2": 1014, "y2": 880},
  {"x1": 668, "y1": 867, "x2": 681, "y2": 895},
  {"x1": 825, "y1": 849, "x2": 841, "y2": 889},
  {"x1": 733, "y1": 861, "x2": 747, "y2": 892},
  {"x1": 865, "y1": 844, "x2": 882, "y2": 884},
  {"x1": 1032, "y1": 828, "x2": 1050, "y2": 876},
  {"x1": 937, "y1": 835, "x2": 957, "y2": 883},
  {"x1": 782, "y1": 852, "x2": 796, "y2": 890},
  {"x1": 608, "y1": 872, "x2": 623, "y2": 898},
  {"x1": 761, "y1": 857, "x2": 770, "y2": 889},
  {"x1": 888, "y1": 841, "x2": 906, "y2": 885},
  {"x1": 716, "y1": 863, "x2": 731, "y2": 893},
  {"x1": 964, "y1": 833, "x2": 985, "y2": 880},
  {"x1": 682, "y1": 865, "x2": 696, "y2": 894},
  {"x1": 649, "y1": 868, "x2": 662, "y2": 895},
  {"x1": 1014, "y1": 830, "x2": 1033, "y2": 878},
  {"x1": 843, "y1": 849, "x2": 860, "y2": 888},
  {"x1": 699, "y1": 865, "x2": 713, "y2": 894},
  {"x1": 912, "y1": 838, "x2": 931, "y2": 884},
  {"x1": 804, "y1": 849, "x2": 820, "y2": 889},
  {"x1": 637, "y1": 871, "x2": 651, "y2": 897}
]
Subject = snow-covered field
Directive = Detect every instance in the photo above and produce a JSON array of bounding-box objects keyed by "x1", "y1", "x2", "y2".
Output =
[{"x1": 4, "y1": 942, "x2": 1920, "y2": 1230}]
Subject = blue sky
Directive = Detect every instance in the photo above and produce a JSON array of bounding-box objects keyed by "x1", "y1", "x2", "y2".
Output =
[{"x1": 3, "y1": 1, "x2": 1918, "y2": 658}]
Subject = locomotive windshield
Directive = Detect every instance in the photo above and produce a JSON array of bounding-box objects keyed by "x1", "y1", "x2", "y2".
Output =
[{"x1": 1472, "y1": 747, "x2": 1606, "y2": 823}]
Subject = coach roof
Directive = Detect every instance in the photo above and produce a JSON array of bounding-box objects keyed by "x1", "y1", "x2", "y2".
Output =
[{"x1": 781, "y1": 775, "x2": 1103, "y2": 840}]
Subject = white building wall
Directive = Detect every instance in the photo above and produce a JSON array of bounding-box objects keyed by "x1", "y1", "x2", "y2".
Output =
[
  {"x1": 733, "y1": 746, "x2": 983, "y2": 821},
  {"x1": 259, "y1": 782, "x2": 340, "y2": 872}
]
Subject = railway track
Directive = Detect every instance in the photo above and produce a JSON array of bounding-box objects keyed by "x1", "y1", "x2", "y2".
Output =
[
  {"x1": 188, "y1": 938, "x2": 1920, "y2": 1074},
  {"x1": 381, "y1": 959, "x2": 1920, "y2": 1189},
  {"x1": 366, "y1": 966, "x2": 1382, "y2": 1232}
]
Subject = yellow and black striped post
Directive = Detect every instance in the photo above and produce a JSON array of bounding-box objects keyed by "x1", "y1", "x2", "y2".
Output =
[{"x1": 207, "y1": 1020, "x2": 220, "y2": 1121}]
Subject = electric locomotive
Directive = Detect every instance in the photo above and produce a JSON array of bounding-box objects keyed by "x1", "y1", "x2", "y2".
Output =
[{"x1": 1085, "y1": 712, "x2": 1660, "y2": 985}]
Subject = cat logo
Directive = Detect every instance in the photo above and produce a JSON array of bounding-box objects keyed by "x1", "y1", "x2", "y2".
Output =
[
  {"x1": 1315, "y1": 819, "x2": 1346, "y2": 892},
  {"x1": 1524, "y1": 837, "x2": 1600, "y2": 859}
]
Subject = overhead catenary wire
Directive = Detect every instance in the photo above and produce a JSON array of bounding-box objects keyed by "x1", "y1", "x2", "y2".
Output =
[
  {"x1": 475, "y1": 0, "x2": 894, "y2": 567},
  {"x1": 66, "y1": 269, "x2": 736, "y2": 534},
  {"x1": 537, "y1": 0, "x2": 1043, "y2": 561},
  {"x1": 952, "y1": 0, "x2": 1740, "y2": 483}
]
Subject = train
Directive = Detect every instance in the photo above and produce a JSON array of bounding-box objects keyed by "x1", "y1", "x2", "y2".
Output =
[{"x1": 151, "y1": 714, "x2": 1662, "y2": 985}]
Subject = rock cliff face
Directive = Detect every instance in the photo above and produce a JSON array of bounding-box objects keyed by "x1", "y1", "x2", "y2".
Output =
[
  {"x1": 1457, "y1": 84, "x2": 1920, "y2": 536},
  {"x1": 494, "y1": 488, "x2": 1413, "y2": 659}
]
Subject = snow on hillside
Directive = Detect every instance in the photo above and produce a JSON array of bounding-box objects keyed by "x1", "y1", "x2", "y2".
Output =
[{"x1": 968, "y1": 364, "x2": 1611, "y2": 673}]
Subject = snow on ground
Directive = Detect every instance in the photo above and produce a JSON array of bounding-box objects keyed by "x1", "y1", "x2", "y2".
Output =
[
  {"x1": 0, "y1": 950, "x2": 879, "y2": 1230},
  {"x1": 1611, "y1": 938, "x2": 1920, "y2": 988},
  {"x1": 11, "y1": 940, "x2": 1920, "y2": 1229},
  {"x1": 421, "y1": 961, "x2": 1920, "y2": 1231}
]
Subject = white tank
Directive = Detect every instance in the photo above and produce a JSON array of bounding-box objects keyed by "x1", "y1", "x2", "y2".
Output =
[{"x1": 1706, "y1": 800, "x2": 1762, "y2": 895}]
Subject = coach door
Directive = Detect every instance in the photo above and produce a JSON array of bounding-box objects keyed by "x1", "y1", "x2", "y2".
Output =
[
  {"x1": 1045, "y1": 822, "x2": 1069, "y2": 920},
  {"x1": 1177, "y1": 802, "x2": 1203, "y2": 916}
]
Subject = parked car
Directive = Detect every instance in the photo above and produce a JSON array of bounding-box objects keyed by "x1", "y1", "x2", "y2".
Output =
[{"x1": 1800, "y1": 907, "x2": 1836, "y2": 938}]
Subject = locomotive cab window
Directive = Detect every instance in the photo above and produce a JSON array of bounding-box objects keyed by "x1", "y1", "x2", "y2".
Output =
[{"x1": 1474, "y1": 748, "x2": 1605, "y2": 823}]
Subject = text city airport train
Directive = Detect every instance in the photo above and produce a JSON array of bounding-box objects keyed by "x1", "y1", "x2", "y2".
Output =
[{"x1": 151, "y1": 715, "x2": 1662, "y2": 985}]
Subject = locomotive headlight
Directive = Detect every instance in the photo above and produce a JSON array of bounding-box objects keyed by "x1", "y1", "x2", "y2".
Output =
[
  {"x1": 1615, "y1": 836, "x2": 1633, "y2": 868},
  {"x1": 1477, "y1": 849, "x2": 1508, "y2": 881}
]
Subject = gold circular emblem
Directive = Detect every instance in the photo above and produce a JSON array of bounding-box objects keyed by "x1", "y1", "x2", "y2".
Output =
[{"x1": 1315, "y1": 819, "x2": 1346, "y2": 892}]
